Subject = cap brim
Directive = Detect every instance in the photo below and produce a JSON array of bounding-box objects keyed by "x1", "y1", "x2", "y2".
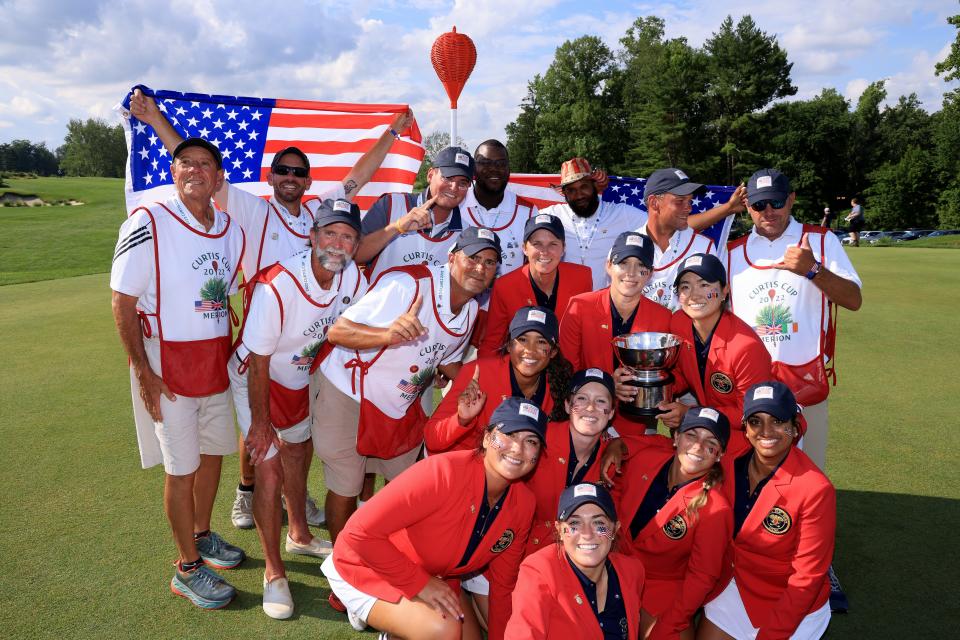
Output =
[
  {"x1": 438, "y1": 166, "x2": 472, "y2": 179},
  {"x1": 559, "y1": 496, "x2": 617, "y2": 522},
  {"x1": 611, "y1": 248, "x2": 653, "y2": 268},
  {"x1": 747, "y1": 190, "x2": 789, "y2": 205},
  {"x1": 742, "y1": 400, "x2": 794, "y2": 423},
  {"x1": 667, "y1": 182, "x2": 706, "y2": 196},
  {"x1": 315, "y1": 213, "x2": 361, "y2": 232},
  {"x1": 523, "y1": 223, "x2": 564, "y2": 243},
  {"x1": 458, "y1": 242, "x2": 502, "y2": 261},
  {"x1": 496, "y1": 424, "x2": 546, "y2": 442}
]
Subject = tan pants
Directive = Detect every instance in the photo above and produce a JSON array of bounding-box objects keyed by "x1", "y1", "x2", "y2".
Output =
[{"x1": 797, "y1": 399, "x2": 829, "y2": 471}]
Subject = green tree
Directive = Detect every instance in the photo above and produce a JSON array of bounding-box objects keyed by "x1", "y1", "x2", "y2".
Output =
[
  {"x1": 877, "y1": 94, "x2": 933, "y2": 165},
  {"x1": 57, "y1": 118, "x2": 126, "y2": 177},
  {"x1": 412, "y1": 130, "x2": 465, "y2": 191},
  {"x1": 704, "y1": 15, "x2": 797, "y2": 184},
  {"x1": 0, "y1": 139, "x2": 59, "y2": 175},
  {"x1": 934, "y1": 14, "x2": 960, "y2": 84},
  {"x1": 864, "y1": 146, "x2": 939, "y2": 229},
  {"x1": 505, "y1": 88, "x2": 540, "y2": 172},
  {"x1": 934, "y1": 14, "x2": 960, "y2": 228},
  {"x1": 848, "y1": 81, "x2": 887, "y2": 197}
]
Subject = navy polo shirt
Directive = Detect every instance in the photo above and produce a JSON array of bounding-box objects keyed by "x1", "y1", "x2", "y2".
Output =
[
  {"x1": 566, "y1": 432, "x2": 601, "y2": 486},
  {"x1": 609, "y1": 297, "x2": 639, "y2": 370},
  {"x1": 733, "y1": 449, "x2": 789, "y2": 537},
  {"x1": 457, "y1": 480, "x2": 509, "y2": 567},
  {"x1": 629, "y1": 458, "x2": 696, "y2": 539},
  {"x1": 692, "y1": 314, "x2": 722, "y2": 386},
  {"x1": 509, "y1": 365, "x2": 547, "y2": 408},
  {"x1": 529, "y1": 269, "x2": 559, "y2": 312},
  {"x1": 567, "y1": 556, "x2": 628, "y2": 640}
]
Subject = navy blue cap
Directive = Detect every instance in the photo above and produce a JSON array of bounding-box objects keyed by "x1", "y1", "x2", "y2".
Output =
[
  {"x1": 271, "y1": 146, "x2": 310, "y2": 171},
  {"x1": 173, "y1": 137, "x2": 223, "y2": 169},
  {"x1": 568, "y1": 368, "x2": 616, "y2": 400},
  {"x1": 645, "y1": 168, "x2": 706, "y2": 197},
  {"x1": 489, "y1": 397, "x2": 547, "y2": 442},
  {"x1": 433, "y1": 146, "x2": 475, "y2": 179},
  {"x1": 557, "y1": 482, "x2": 617, "y2": 522},
  {"x1": 509, "y1": 306, "x2": 559, "y2": 344},
  {"x1": 453, "y1": 226, "x2": 502, "y2": 262},
  {"x1": 523, "y1": 213, "x2": 566, "y2": 243},
  {"x1": 608, "y1": 231, "x2": 654, "y2": 268},
  {"x1": 679, "y1": 406, "x2": 731, "y2": 451},
  {"x1": 673, "y1": 252, "x2": 727, "y2": 288},
  {"x1": 742, "y1": 381, "x2": 801, "y2": 422},
  {"x1": 313, "y1": 198, "x2": 361, "y2": 233},
  {"x1": 747, "y1": 169, "x2": 791, "y2": 205}
]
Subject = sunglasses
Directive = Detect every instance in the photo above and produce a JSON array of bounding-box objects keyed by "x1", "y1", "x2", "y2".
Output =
[
  {"x1": 750, "y1": 199, "x2": 786, "y2": 212},
  {"x1": 273, "y1": 164, "x2": 309, "y2": 178}
]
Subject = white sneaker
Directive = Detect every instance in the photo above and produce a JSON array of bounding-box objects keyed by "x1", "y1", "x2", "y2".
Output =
[
  {"x1": 262, "y1": 575, "x2": 293, "y2": 619},
  {"x1": 282, "y1": 494, "x2": 327, "y2": 528},
  {"x1": 285, "y1": 534, "x2": 333, "y2": 558},
  {"x1": 347, "y1": 608, "x2": 368, "y2": 631},
  {"x1": 231, "y1": 489, "x2": 254, "y2": 529}
]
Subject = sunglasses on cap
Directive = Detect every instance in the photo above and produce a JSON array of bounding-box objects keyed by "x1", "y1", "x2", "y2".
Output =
[
  {"x1": 273, "y1": 164, "x2": 309, "y2": 178},
  {"x1": 750, "y1": 198, "x2": 787, "y2": 212}
]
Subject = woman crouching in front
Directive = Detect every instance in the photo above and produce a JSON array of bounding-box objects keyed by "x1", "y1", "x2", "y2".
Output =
[
  {"x1": 322, "y1": 397, "x2": 547, "y2": 640},
  {"x1": 505, "y1": 482, "x2": 645, "y2": 640}
]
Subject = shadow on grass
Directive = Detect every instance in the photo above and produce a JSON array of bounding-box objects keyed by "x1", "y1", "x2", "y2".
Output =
[{"x1": 825, "y1": 489, "x2": 960, "y2": 638}]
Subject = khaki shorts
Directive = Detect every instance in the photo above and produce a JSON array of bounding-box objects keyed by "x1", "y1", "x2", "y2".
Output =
[{"x1": 310, "y1": 369, "x2": 421, "y2": 497}]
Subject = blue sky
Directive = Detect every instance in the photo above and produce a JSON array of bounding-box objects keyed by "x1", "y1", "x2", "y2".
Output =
[{"x1": 0, "y1": 0, "x2": 956, "y2": 155}]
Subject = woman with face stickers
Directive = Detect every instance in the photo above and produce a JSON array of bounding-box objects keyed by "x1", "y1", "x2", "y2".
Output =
[
  {"x1": 613, "y1": 407, "x2": 733, "y2": 640},
  {"x1": 478, "y1": 214, "x2": 593, "y2": 357},
  {"x1": 505, "y1": 482, "x2": 645, "y2": 640},
  {"x1": 698, "y1": 382, "x2": 835, "y2": 640},
  {"x1": 650, "y1": 253, "x2": 771, "y2": 456},
  {"x1": 425, "y1": 306, "x2": 570, "y2": 455},
  {"x1": 322, "y1": 397, "x2": 546, "y2": 640}
]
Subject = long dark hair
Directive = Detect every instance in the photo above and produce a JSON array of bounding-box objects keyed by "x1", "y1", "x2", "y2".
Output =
[{"x1": 497, "y1": 338, "x2": 573, "y2": 422}]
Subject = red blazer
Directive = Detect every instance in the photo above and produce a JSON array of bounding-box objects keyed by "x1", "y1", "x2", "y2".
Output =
[
  {"x1": 478, "y1": 262, "x2": 594, "y2": 357},
  {"x1": 669, "y1": 310, "x2": 773, "y2": 457},
  {"x1": 523, "y1": 421, "x2": 610, "y2": 555},
  {"x1": 333, "y1": 451, "x2": 535, "y2": 640},
  {"x1": 559, "y1": 288, "x2": 673, "y2": 373},
  {"x1": 715, "y1": 448, "x2": 835, "y2": 640},
  {"x1": 424, "y1": 355, "x2": 556, "y2": 455},
  {"x1": 505, "y1": 547, "x2": 645, "y2": 640},
  {"x1": 612, "y1": 442, "x2": 732, "y2": 640}
]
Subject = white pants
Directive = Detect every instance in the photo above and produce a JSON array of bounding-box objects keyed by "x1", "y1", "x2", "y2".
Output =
[
  {"x1": 321, "y1": 555, "x2": 378, "y2": 624},
  {"x1": 704, "y1": 578, "x2": 831, "y2": 640}
]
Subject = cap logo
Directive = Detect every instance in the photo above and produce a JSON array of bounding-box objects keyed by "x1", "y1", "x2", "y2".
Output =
[
  {"x1": 535, "y1": 214, "x2": 552, "y2": 224},
  {"x1": 518, "y1": 403, "x2": 540, "y2": 420},
  {"x1": 626, "y1": 235, "x2": 644, "y2": 247},
  {"x1": 674, "y1": 170, "x2": 688, "y2": 180},
  {"x1": 455, "y1": 152, "x2": 470, "y2": 167},
  {"x1": 756, "y1": 176, "x2": 773, "y2": 189},
  {"x1": 754, "y1": 386, "x2": 775, "y2": 400},
  {"x1": 699, "y1": 408, "x2": 720, "y2": 422},
  {"x1": 477, "y1": 228, "x2": 495, "y2": 241},
  {"x1": 586, "y1": 368, "x2": 603, "y2": 378},
  {"x1": 333, "y1": 200, "x2": 351, "y2": 213},
  {"x1": 573, "y1": 484, "x2": 597, "y2": 498},
  {"x1": 684, "y1": 256, "x2": 703, "y2": 268},
  {"x1": 527, "y1": 309, "x2": 547, "y2": 324}
]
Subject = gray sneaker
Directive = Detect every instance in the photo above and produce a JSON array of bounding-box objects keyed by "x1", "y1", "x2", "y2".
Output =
[
  {"x1": 196, "y1": 531, "x2": 245, "y2": 570},
  {"x1": 231, "y1": 488, "x2": 254, "y2": 529},
  {"x1": 171, "y1": 564, "x2": 236, "y2": 609},
  {"x1": 282, "y1": 493, "x2": 327, "y2": 527}
]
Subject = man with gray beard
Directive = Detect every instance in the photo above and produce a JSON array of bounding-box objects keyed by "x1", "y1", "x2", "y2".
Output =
[{"x1": 227, "y1": 199, "x2": 367, "y2": 619}]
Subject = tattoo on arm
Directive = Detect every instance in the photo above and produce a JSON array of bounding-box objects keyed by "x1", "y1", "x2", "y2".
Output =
[{"x1": 343, "y1": 179, "x2": 359, "y2": 198}]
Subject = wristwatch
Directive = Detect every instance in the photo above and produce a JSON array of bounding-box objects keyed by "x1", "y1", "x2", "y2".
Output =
[{"x1": 805, "y1": 261, "x2": 822, "y2": 280}]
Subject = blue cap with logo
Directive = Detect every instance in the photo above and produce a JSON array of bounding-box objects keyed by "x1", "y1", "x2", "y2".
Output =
[
  {"x1": 313, "y1": 198, "x2": 361, "y2": 233},
  {"x1": 557, "y1": 482, "x2": 617, "y2": 522},
  {"x1": 678, "y1": 406, "x2": 731, "y2": 451},
  {"x1": 509, "y1": 306, "x2": 559, "y2": 344},
  {"x1": 608, "y1": 231, "x2": 654, "y2": 268},
  {"x1": 645, "y1": 168, "x2": 706, "y2": 197},
  {"x1": 433, "y1": 146, "x2": 475, "y2": 179},
  {"x1": 489, "y1": 396, "x2": 547, "y2": 442},
  {"x1": 673, "y1": 252, "x2": 727, "y2": 288},
  {"x1": 747, "y1": 169, "x2": 791, "y2": 206},
  {"x1": 453, "y1": 226, "x2": 502, "y2": 262},
  {"x1": 523, "y1": 213, "x2": 566, "y2": 243}
]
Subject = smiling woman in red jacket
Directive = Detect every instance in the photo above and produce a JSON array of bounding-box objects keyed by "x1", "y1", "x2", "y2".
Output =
[
  {"x1": 613, "y1": 406, "x2": 733, "y2": 640},
  {"x1": 425, "y1": 306, "x2": 570, "y2": 455},
  {"x1": 321, "y1": 397, "x2": 548, "y2": 640},
  {"x1": 478, "y1": 214, "x2": 593, "y2": 357},
  {"x1": 699, "y1": 382, "x2": 834, "y2": 640},
  {"x1": 506, "y1": 482, "x2": 645, "y2": 640}
]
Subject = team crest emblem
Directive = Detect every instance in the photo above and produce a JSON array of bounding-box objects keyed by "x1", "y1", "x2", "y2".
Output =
[
  {"x1": 754, "y1": 290, "x2": 799, "y2": 338},
  {"x1": 491, "y1": 529, "x2": 515, "y2": 553},
  {"x1": 663, "y1": 515, "x2": 687, "y2": 540},
  {"x1": 763, "y1": 507, "x2": 792, "y2": 535},
  {"x1": 194, "y1": 277, "x2": 227, "y2": 313},
  {"x1": 710, "y1": 372, "x2": 734, "y2": 394}
]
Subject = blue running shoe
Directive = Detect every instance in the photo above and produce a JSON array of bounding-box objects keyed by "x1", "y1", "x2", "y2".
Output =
[
  {"x1": 171, "y1": 564, "x2": 236, "y2": 609},
  {"x1": 195, "y1": 531, "x2": 245, "y2": 570}
]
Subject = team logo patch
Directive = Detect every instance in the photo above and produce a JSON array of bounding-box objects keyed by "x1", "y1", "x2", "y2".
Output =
[
  {"x1": 518, "y1": 403, "x2": 540, "y2": 420},
  {"x1": 683, "y1": 255, "x2": 703, "y2": 268},
  {"x1": 756, "y1": 176, "x2": 773, "y2": 189},
  {"x1": 477, "y1": 228, "x2": 495, "y2": 241},
  {"x1": 535, "y1": 214, "x2": 552, "y2": 224},
  {"x1": 763, "y1": 506, "x2": 792, "y2": 535},
  {"x1": 626, "y1": 234, "x2": 644, "y2": 247},
  {"x1": 753, "y1": 385, "x2": 775, "y2": 400},
  {"x1": 663, "y1": 514, "x2": 687, "y2": 540},
  {"x1": 333, "y1": 200, "x2": 351, "y2": 213},
  {"x1": 491, "y1": 529, "x2": 515, "y2": 553},
  {"x1": 455, "y1": 152, "x2": 470, "y2": 167},
  {"x1": 710, "y1": 372, "x2": 734, "y2": 394},
  {"x1": 527, "y1": 309, "x2": 547, "y2": 324},
  {"x1": 585, "y1": 368, "x2": 604, "y2": 379},
  {"x1": 674, "y1": 169, "x2": 688, "y2": 180}
]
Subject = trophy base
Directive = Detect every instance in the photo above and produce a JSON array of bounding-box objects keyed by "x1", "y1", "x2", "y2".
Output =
[
  {"x1": 619, "y1": 403, "x2": 667, "y2": 418},
  {"x1": 618, "y1": 374, "x2": 675, "y2": 419}
]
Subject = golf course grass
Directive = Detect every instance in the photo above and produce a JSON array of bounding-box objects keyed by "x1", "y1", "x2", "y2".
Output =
[{"x1": 1, "y1": 178, "x2": 957, "y2": 638}]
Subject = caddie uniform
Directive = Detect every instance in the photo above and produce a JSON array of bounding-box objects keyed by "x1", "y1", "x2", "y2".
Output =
[
  {"x1": 360, "y1": 191, "x2": 465, "y2": 283},
  {"x1": 637, "y1": 222, "x2": 724, "y2": 311},
  {"x1": 111, "y1": 195, "x2": 245, "y2": 475},
  {"x1": 224, "y1": 182, "x2": 344, "y2": 281},
  {"x1": 541, "y1": 200, "x2": 647, "y2": 290},
  {"x1": 324, "y1": 450, "x2": 535, "y2": 640},
  {"x1": 612, "y1": 440, "x2": 732, "y2": 640},
  {"x1": 312, "y1": 264, "x2": 476, "y2": 496},
  {"x1": 227, "y1": 249, "x2": 366, "y2": 460},
  {"x1": 727, "y1": 218, "x2": 861, "y2": 467},
  {"x1": 460, "y1": 187, "x2": 537, "y2": 275}
]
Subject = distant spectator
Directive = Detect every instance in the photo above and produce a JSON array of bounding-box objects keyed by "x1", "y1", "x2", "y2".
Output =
[
  {"x1": 844, "y1": 198, "x2": 865, "y2": 246},
  {"x1": 820, "y1": 205, "x2": 834, "y2": 229}
]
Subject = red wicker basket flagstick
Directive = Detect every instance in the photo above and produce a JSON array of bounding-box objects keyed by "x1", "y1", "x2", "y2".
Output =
[{"x1": 430, "y1": 26, "x2": 476, "y2": 148}]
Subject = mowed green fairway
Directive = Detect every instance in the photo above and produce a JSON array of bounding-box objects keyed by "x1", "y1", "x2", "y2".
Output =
[{"x1": 1, "y1": 189, "x2": 957, "y2": 638}]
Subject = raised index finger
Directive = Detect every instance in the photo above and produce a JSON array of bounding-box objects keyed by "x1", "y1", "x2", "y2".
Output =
[
  {"x1": 423, "y1": 195, "x2": 438, "y2": 209},
  {"x1": 407, "y1": 293, "x2": 423, "y2": 316}
]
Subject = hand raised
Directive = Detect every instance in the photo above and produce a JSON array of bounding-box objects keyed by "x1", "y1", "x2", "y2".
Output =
[
  {"x1": 457, "y1": 365, "x2": 487, "y2": 424},
  {"x1": 390, "y1": 109, "x2": 414, "y2": 136},
  {"x1": 774, "y1": 233, "x2": 816, "y2": 276},
  {"x1": 397, "y1": 196, "x2": 436, "y2": 234},
  {"x1": 129, "y1": 88, "x2": 163, "y2": 126},
  {"x1": 386, "y1": 294, "x2": 427, "y2": 345}
]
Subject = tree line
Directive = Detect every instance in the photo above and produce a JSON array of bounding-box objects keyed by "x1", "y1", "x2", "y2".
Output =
[
  {"x1": 505, "y1": 14, "x2": 960, "y2": 230},
  {"x1": 0, "y1": 118, "x2": 126, "y2": 178}
]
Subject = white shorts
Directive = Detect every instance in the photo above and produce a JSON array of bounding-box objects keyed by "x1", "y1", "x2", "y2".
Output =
[
  {"x1": 460, "y1": 572, "x2": 489, "y2": 596},
  {"x1": 321, "y1": 555, "x2": 378, "y2": 624},
  {"x1": 132, "y1": 338, "x2": 237, "y2": 476},
  {"x1": 228, "y1": 353, "x2": 312, "y2": 461},
  {"x1": 703, "y1": 578, "x2": 831, "y2": 640}
]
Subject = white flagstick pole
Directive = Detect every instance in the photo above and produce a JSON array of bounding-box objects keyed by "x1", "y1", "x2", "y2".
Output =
[{"x1": 450, "y1": 108, "x2": 457, "y2": 149}]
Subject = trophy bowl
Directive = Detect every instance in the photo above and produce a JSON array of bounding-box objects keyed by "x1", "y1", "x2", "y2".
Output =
[{"x1": 612, "y1": 332, "x2": 683, "y2": 416}]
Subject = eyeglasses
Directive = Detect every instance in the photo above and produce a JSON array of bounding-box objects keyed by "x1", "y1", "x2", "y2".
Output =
[
  {"x1": 440, "y1": 176, "x2": 471, "y2": 190},
  {"x1": 464, "y1": 253, "x2": 499, "y2": 270},
  {"x1": 750, "y1": 199, "x2": 786, "y2": 212},
  {"x1": 476, "y1": 159, "x2": 509, "y2": 170},
  {"x1": 273, "y1": 164, "x2": 309, "y2": 178}
]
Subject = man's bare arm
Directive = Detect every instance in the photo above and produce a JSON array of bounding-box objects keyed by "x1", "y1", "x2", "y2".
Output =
[
  {"x1": 340, "y1": 110, "x2": 415, "y2": 201},
  {"x1": 112, "y1": 290, "x2": 173, "y2": 420}
]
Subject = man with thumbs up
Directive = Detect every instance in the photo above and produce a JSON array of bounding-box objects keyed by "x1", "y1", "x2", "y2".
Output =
[
  {"x1": 726, "y1": 169, "x2": 862, "y2": 472},
  {"x1": 312, "y1": 226, "x2": 502, "y2": 544}
]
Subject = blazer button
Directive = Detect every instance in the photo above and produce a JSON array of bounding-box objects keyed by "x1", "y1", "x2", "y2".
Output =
[{"x1": 532, "y1": 537, "x2": 539, "y2": 545}]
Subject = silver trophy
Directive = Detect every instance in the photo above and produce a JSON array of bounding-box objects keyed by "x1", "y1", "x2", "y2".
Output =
[{"x1": 612, "y1": 332, "x2": 683, "y2": 417}]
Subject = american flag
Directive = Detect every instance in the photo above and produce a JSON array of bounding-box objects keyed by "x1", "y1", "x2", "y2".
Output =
[
  {"x1": 194, "y1": 300, "x2": 224, "y2": 312},
  {"x1": 508, "y1": 174, "x2": 736, "y2": 249},
  {"x1": 114, "y1": 85, "x2": 424, "y2": 214},
  {"x1": 396, "y1": 379, "x2": 420, "y2": 394}
]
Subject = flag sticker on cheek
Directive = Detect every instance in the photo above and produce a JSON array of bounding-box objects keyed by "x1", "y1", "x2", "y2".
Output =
[
  {"x1": 490, "y1": 430, "x2": 507, "y2": 450},
  {"x1": 595, "y1": 523, "x2": 614, "y2": 539}
]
